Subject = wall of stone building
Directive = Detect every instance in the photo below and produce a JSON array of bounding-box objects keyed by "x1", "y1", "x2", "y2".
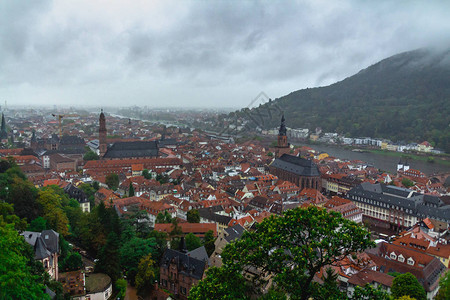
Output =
[
  {"x1": 429, "y1": 218, "x2": 448, "y2": 232},
  {"x1": 159, "y1": 264, "x2": 197, "y2": 300},
  {"x1": 52, "y1": 160, "x2": 76, "y2": 171},
  {"x1": 269, "y1": 166, "x2": 321, "y2": 191}
]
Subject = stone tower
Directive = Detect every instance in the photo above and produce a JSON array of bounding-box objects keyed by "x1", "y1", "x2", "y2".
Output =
[{"x1": 99, "y1": 110, "x2": 107, "y2": 157}]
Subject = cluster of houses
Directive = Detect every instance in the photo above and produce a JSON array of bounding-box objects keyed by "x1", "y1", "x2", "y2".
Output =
[
  {"x1": 263, "y1": 125, "x2": 444, "y2": 154},
  {"x1": 2, "y1": 111, "x2": 449, "y2": 299}
]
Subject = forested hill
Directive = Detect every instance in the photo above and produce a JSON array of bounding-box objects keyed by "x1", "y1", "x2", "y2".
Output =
[{"x1": 236, "y1": 48, "x2": 450, "y2": 152}]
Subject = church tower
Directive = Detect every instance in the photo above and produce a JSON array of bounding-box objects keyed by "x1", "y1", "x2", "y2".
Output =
[
  {"x1": 0, "y1": 113, "x2": 8, "y2": 141},
  {"x1": 99, "y1": 110, "x2": 107, "y2": 157},
  {"x1": 277, "y1": 114, "x2": 288, "y2": 148}
]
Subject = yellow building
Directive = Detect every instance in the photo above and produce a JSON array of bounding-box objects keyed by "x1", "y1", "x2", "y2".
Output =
[
  {"x1": 317, "y1": 152, "x2": 329, "y2": 160},
  {"x1": 310, "y1": 134, "x2": 319, "y2": 141}
]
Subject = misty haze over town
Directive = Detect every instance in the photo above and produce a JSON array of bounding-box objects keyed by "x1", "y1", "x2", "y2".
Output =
[{"x1": 1, "y1": 1, "x2": 449, "y2": 300}]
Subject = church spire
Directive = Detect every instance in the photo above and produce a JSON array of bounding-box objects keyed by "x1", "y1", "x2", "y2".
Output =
[
  {"x1": 277, "y1": 113, "x2": 288, "y2": 149},
  {"x1": 279, "y1": 114, "x2": 287, "y2": 136},
  {"x1": 0, "y1": 113, "x2": 8, "y2": 140},
  {"x1": 99, "y1": 110, "x2": 107, "y2": 157}
]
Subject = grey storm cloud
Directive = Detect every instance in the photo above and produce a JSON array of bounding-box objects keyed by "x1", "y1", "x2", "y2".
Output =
[{"x1": 1, "y1": 0, "x2": 450, "y2": 107}]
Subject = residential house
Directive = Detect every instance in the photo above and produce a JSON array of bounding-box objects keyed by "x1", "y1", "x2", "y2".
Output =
[
  {"x1": 210, "y1": 224, "x2": 245, "y2": 267},
  {"x1": 22, "y1": 229, "x2": 60, "y2": 280},
  {"x1": 159, "y1": 248, "x2": 207, "y2": 300},
  {"x1": 366, "y1": 241, "x2": 446, "y2": 299}
]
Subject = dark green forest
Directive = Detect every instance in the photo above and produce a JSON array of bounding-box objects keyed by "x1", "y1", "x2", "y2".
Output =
[{"x1": 234, "y1": 48, "x2": 450, "y2": 152}]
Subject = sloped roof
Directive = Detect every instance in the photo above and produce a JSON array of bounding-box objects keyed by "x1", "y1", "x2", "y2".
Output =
[
  {"x1": 103, "y1": 141, "x2": 159, "y2": 159},
  {"x1": 34, "y1": 236, "x2": 51, "y2": 260},
  {"x1": 161, "y1": 249, "x2": 206, "y2": 280},
  {"x1": 270, "y1": 154, "x2": 320, "y2": 177},
  {"x1": 186, "y1": 246, "x2": 210, "y2": 265},
  {"x1": 224, "y1": 224, "x2": 245, "y2": 242}
]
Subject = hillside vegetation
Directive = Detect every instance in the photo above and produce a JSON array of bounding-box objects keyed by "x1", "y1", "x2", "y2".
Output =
[{"x1": 235, "y1": 48, "x2": 450, "y2": 152}]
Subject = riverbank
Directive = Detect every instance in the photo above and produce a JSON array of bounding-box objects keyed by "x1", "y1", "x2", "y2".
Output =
[{"x1": 364, "y1": 149, "x2": 450, "y2": 167}]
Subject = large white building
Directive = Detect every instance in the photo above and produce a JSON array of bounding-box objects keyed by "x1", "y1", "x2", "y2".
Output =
[{"x1": 347, "y1": 183, "x2": 450, "y2": 231}]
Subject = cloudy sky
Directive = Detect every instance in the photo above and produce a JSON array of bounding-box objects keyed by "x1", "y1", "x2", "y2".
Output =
[{"x1": 1, "y1": 0, "x2": 449, "y2": 109}]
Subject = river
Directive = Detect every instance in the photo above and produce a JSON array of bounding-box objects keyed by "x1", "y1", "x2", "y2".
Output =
[{"x1": 294, "y1": 143, "x2": 450, "y2": 175}]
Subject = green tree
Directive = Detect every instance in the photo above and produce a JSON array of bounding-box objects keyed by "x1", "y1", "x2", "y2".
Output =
[
  {"x1": 187, "y1": 209, "x2": 200, "y2": 223},
  {"x1": 351, "y1": 284, "x2": 392, "y2": 300},
  {"x1": 127, "y1": 209, "x2": 151, "y2": 238},
  {"x1": 92, "y1": 181, "x2": 100, "y2": 191},
  {"x1": 120, "y1": 237, "x2": 157, "y2": 284},
  {"x1": 219, "y1": 206, "x2": 374, "y2": 299},
  {"x1": 436, "y1": 271, "x2": 450, "y2": 300},
  {"x1": 6, "y1": 177, "x2": 39, "y2": 221},
  {"x1": 311, "y1": 268, "x2": 346, "y2": 300},
  {"x1": 116, "y1": 278, "x2": 127, "y2": 299},
  {"x1": 401, "y1": 178, "x2": 415, "y2": 188},
  {"x1": 0, "y1": 222, "x2": 50, "y2": 299},
  {"x1": 148, "y1": 230, "x2": 168, "y2": 262},
  {"x1": 204, "y1": 230, "x2": 216, "y2": 256},
  {"x1": 267, "y1": 152, "x2": 274, "y2": 157},
  {"x1": 0, "y1": 202, "x2": 27, "y2": 231},
  {"x1": 189, "y1": 266, "x2": 249, "y2": 300},
  {"x1": 95, "y1": 232, "x2": 122, "y2": 282},
  {"x1": 79, "y1": 183, "x2": 96, "y2": 208},
  {"x1": 135, "y1": 253, "x2": 156, "y2": 295},
  {"x1": 129, "y1": 183, "x2": 135, "y2": 197},
  {"x1": 37, "y1": 189, "x2": 69, "y2": 236},
  {"x1": 106, "y1": 173, "x2": 119, "y2": 191},
  {"x1": 28, "y1": 216, "x2": 48, "y2": 232},
  {"x1": 60, "y1": 252, "x2": 83, "y2": 272},
  {"x1": 156, "y1": 211, "x2": 172, "y2": 224},
  {"x1": 83, "y1": 149, "x2": 99, "y2": 161},
  {"x1": 156, "y1": 173, "x2": 169, "y2": 184},
  {"x1": 143, "y1": 169, "x2": 152, "y2": 179},
  {"x1": 391, "y1": 272, "x2": 426, "y2": 300},
  {"x1": 185, "y1": 232, "x2": 202, "y2": 251}
]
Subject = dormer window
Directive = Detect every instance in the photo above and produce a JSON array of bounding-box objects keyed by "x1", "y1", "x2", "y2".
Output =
[
  {"x1": 390, "y1": 252, "x2": 397, "y2": 260},
  {"x1": 398, "y1": 254, "x2": 405, "y2": 263},
  {"x1": 407, "y1": 257, "x2": 414, "y2": 265}
]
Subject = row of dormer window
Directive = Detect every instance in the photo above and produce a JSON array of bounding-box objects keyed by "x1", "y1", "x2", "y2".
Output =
[{"x1": 389, "y1": 252, "x2": 415, "y2": 265}]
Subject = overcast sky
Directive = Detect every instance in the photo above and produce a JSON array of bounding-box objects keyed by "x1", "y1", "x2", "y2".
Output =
[{"x1": 1, "y1": 0, "x2": 449, "y2": 109}]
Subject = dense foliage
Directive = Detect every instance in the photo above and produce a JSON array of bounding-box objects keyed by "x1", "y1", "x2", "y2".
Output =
[
  {"x1": 187, "y1": 209, "x2": 200, "y2": 223},
  {"x1": 0, "y1": 159, "x2": 163, "y2": 298},
  {"x1": 0, "y1": 222, "x2": 50, "y2": 299},
  {"x1": 105, "y1": 173, "x2": 119, "y2": 191},
  {"x1": 83, "y1": 149, "x2": 99, "y2": 161},
  {"x1": 391, "y1": 272, "x2": 426, "y2": 300},
  {"x1": 229, "y1": 49, "x2": 450, "y2": 152},
  {"x1": 436, "y1": 271, "x2": 450, "y2": 300},
  {"x1": 190, "y1": 206, "x2": 376, "y2": 300}
]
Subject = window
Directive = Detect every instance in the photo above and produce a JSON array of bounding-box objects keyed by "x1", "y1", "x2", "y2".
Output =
[
  {"x1": 390, "y1": 252, "x2": 397, "y2": 260},
  {"x1": 407, "y1": 257, "x2": 414, "y2": 265},
  {"x1": 398, "y1": 254, "x2": 405, "y2": 263}
]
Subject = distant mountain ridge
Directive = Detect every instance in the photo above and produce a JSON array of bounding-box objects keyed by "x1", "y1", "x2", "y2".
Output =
[{"x1": 235, "y1": 48, "x2": 450, "y2": 152}]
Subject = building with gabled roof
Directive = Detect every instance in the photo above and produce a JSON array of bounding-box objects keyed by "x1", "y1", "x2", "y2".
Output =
[
  {"x1": 210, "y1": 224, "x2": 245, "y2": 267},
  {"x1": 269, "y1": 154, "x2": 321, "y2": 191},
  {"x1": 159, "y1": 248, "x2": 207, "y2": 299},
  {"x1": 366, "y1": 241, "x2": 445, "y2": 299},
  {"x1": 21, "y1": 229, "x2": 60, "y2": 280}
]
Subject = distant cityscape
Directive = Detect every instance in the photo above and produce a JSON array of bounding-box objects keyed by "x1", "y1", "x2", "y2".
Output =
[{"x1": 0, "y1": 106, "x2": 449, "y2": 299}]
